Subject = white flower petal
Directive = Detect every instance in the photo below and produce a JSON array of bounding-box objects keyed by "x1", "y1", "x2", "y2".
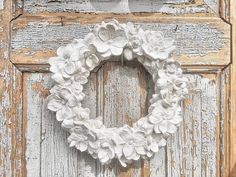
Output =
[
  {"x1": 51, "y1": 73, "x2": 65, "y2": 83},
  {"x1": 123, "y1": 144, "x2": 135, "y2": 158},
  {"x1": 92, "y1": 39, "x2": 109, "y2": 53},
  {"x1": 135, "y1": 146, "x2": 146, "y2": 155},
  {"x1": 154, "y1": 124, "x2": 161, "y2": 134},
  {"x1": 129, "y1": 152, "x2": 140, "y2": 161},
  {"x1": 147, "y1": 151, "x2": 153, "y2": 158},
  {"x1": 149, "y1": 142, "x2": 159, "y2": 153},
  {"x1": 47, "y1": 97, "x2": 63, "y2": 111},
  {"x1": 158, "y1": 121, "x2": 168, "y2": 134},
  {"x1": 62, "y1": 119, "x2": 74, "y2": 129},
  {"x1": 100, "y1": 155, "x2": 110, "y2": 164},
  {"x1": 69, "y1": 140, "x2": 77, "y2": 147},
  {"x1": 98, "y1": 27, "x2": 110, "y2": 41},
  {"x1": 67, "y1": 95, "x2": 77, "y2": 107},
  {"x1": 56, "y1": 109, "x2": 64, "y2": 121},
  {"x1": 149, "y1": 114, "x2": 162, "y2": 124},
  {"x1": 110, "y1": 46, "x2": 123, "y2": 56},
  {"x1": 167, "y1": 123, "x2": 177, "y2": 134},
  {"x1": 76, "y1": 142, "x2": 88, "y2": 152},
  {"x1": 98, "y1": 149, "x2": 108, "y2": 160},
  {"x1": 64, "y1": 62, "x2": 77, "y2": 75},
  {"x1": 59, "y1": 88, "x2": 71, "y2": 100},
  {"x1": 158, "y1": 138, "x2": 167, "y2": 147},
  {"x1": 115, "y1": 145, "x2": 123, "y2": 158}
]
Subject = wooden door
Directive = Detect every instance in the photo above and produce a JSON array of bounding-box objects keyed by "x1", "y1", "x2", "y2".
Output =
[{"x1": 1, "y1": 0, "x2": 236, "y2": 177}]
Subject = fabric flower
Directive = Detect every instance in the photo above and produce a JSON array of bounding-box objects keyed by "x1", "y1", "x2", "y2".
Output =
[
  {"x1": 73, "y1": 67, "x2": 90, "y2": 84},
  {"x1": 49, "y1": 36, "x2": 98, "y2": 83},
  {"x1": 146, "y1": 134, "x2": 166, "y2": 156},
  {"x1": 76, "y1": 44, "x2": 100, "y2": 71},
  {"x1": 68, "y1": 131, "x2": 89, "y2": 152},
  {"x1": 48, "y1": 86, "x2": 77, "y2": 112},
  {"x1": 133, "y1": 117, "x2": 154, "y2": 135},
  {"x1": 92, "y1": 20, "x2": 128, "y2": 57},
  {"x1": 97, "y1": 141, "x2": 115, "y2": 164},
  {"x1": 158, "y1": 59, "x2": 182, "y2": 79},
  {"x1": 148, "y1": 103, "x2": 182, "y2": 135},
  {"x1": 73, "y1": 107, "x2": 90, "y2": 120},
  {"x1": 141, "y1": 31, "x2": 175, "y2": 60},
  {"x1": 119, "y1": 126, "x2": 146, "y2": 160}
]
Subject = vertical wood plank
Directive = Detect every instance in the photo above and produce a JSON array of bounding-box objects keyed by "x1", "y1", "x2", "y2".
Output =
[
  {"x1": 0, "y1": 0, "x2": 23, "y2": 177},
  {"x1": 219, "y1": 0, "x2": 230, "y2": 22},
  {"x1": 220, "y1": 68, "x2": 230, "y2": 177},
  {"x1": 150, "y1": 149, "x2": 167, "y2": 177},
  {"x1": 22, "y1": 0, "x2": 209, "y2": 14},
  {"x1": 23, "y1": 74, "x2": 41, "y2": 177},
  {"x1": 230, "y1": 0, "x2": 236, "y2": 176},
  {"x1": 96, "y1": 61, "x2": 152, "y2": 177},
  {"x1": 167, "y1": 74, "x2": 218, "y2": 177},
  {"x1": 200, "y1": 74, "x2": 218, "y2": 177},
  {"x1": 24, "y1": 73, "x2": 99, "y2": 177}
]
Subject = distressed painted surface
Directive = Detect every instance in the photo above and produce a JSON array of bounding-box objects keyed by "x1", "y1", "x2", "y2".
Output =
[
  {"x1": 220, "y1": 67, "x2": 230, "y2": 177},
  {"x1": 22, "y1": 0, "x2": 212, "y2": 14},
  {"x1": 230, "y1": 1, "x2": 236, "y2": 176},
  {"x1": 0, "y1": 1, "x2": 24, "y2": 177},
  {"x1": 24, "y1": 61, "x2": 220, "y2": 177},
  {"x1": 10, "y1": 16, "x2": 230, "y2": 67},
  {"x1": 219, "y1": 0, "x2": 230, "y2": 22},
  {"x1": 0, "y1": 0, "x2": 3, "y2": 10},
  {"x1": 167, "y1": 74, "x2": 219, "y2": 177},
  {"x1": 0, "y1": 0, "x2": 234, "y2": 176},
  {"x1": 204, "y1": 0, "x2": 218, "y2": 13}
]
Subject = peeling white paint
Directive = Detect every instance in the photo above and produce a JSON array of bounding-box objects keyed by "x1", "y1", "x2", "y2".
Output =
[
  {"x1": 11, "y1": 22, "x2": 228, "y2": 58},
  {"x1": 23, "y1": 0, "x2": 210, "y2": 14},
  {"x1": 0, "y1": 0, "x2": 3, "y2": 10},
  {"x1": 24, "y1": 70, "x2": 219, "y2": 177}
]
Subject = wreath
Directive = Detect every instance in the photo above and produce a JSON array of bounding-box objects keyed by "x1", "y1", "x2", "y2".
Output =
[{"x1": 47, "y1": 19, "x2": 189, "y2": 167}]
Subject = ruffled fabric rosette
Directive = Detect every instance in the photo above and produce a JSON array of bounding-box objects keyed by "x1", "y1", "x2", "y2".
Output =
[{"x1": 47, "y1": 19, "x2": 189, "y2": 167}]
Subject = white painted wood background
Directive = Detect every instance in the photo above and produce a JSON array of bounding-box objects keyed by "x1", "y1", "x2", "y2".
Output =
[
  {"x1": 0, "y1": 0, "x2": 233, "y2": 177},
  {"x1": 24, "y1": 64, "x2": 220, "y2": 177}
]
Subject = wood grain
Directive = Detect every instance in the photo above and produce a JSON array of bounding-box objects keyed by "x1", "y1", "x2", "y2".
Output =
[
  {"x1": 0, "y1": 0, "x2": 233, "y2": 176},
  {"x1": 0, "y1": 0, "x2": 24, "y2": 177},
  {"x1": 230, "y1": 0, "x2": 236, "y2": 176},
  {"x1": 23, "y1": 65, "x2": 222, "y2": 177},
  {"x1": 219, "y1": 0, "x2": 230, "y2": 22},
  {"x1": 220, "y1": 67, "x2": 230, "y2": 177},
  {"x1": 10, "y1": 14, "x2": 230, "y2": 69},
  {"x1": 22, "y1": 0, "x2": 213, "y2": 15}
]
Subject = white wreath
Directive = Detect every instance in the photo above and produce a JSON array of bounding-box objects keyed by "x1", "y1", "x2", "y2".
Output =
[{"x1": 47, "y1": 19, "x2": 189, "y2": 167}]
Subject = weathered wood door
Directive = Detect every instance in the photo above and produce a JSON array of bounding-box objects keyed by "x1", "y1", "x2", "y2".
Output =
[{"x1": 1, "y1": 0, "x2": 236, "y2": 177}]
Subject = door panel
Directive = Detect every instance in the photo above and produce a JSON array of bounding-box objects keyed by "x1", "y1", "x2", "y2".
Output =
[
  {"x1": 0, "y1": 0, "x2": 235, "y2": 177},
  {"x1": 23, "y1": 68, "x2": 221, "y2": 177},
  {"x1": 22, "y1": 0, "x2": 213, "y2": 14},
  {"x1": 11, "y1": 16, "x2": 230, "y2": 69}
]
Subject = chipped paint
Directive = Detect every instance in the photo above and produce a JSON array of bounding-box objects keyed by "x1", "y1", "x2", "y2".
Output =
[
  {"x1": 0, "y1": 0, "x2": 3, "y2": 10},
  {"x1": 10, "y1": 17, "x2": 230, "y2": 68},
  {"x1": 22, "y1": 0, "x2": 211, "y2": 14}
]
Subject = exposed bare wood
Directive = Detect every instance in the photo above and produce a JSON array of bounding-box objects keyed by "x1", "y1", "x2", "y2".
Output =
[
  {"x1": 219, "y1": 0, "x2": 230, "y2": 22},
  {"x1": 10, "y1": 14, "x2": 230, "y2": 68},
  {"x1": 96, "y1": 61, "x2": 152, "y2": 177},
  {"x1": 0, "y1": 0, "x2": 23, "y2": 177},
  {"x1": 167, "y1": 74, "x2": 219, "y2": 177},
  {"x1": 230, "y1": 0, "x2": 236, "y2": 176},
  {"x1": 22, "y1": 0, "x2": 213, "y2": 15},
  {"x1": 22, "y1": 66, "x2": 224, "y2": 177},
  {"x1": 204, "y1": 0, "x2": 218, "y2": 14},
  {"x1": 11, "y1": 0, "x2": 23, "y2": 20},
  {"x1": 0, "y1": 0, "x2": 233, "y2": 176},
  {"x1": 220, "y1": 67, "x2": 230, "y2": 177}
]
